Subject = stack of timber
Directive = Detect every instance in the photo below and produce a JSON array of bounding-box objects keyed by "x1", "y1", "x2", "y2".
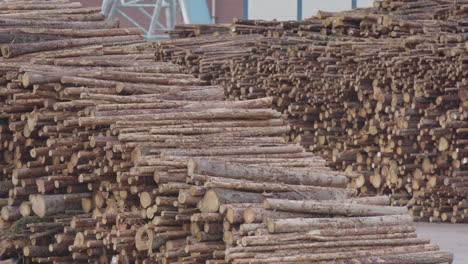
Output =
[
  {"x1": 34, "y1": 88, "x2": 451, "y2": 264},
  {"x1": 155, "y1": 34, "x2": 264, "y2": 89},
  {"x1": 0, "y1": 2, "x2": 453, "y2": 262},
  {"x1": 157, "y1": 0, "x2": 468, "y2": 223},
  {"x1": 147, "y1": 159, "x2": 452, "y2": 264},
  {"x1": 0, "y1": 43, "x2": 452, "y2": 263},
  {"x1": 229, "y1": 0, "x2": 459, "y2": 38},
  {"x1": 0, "y1": 1, "x2": 457, "y2": 263}
]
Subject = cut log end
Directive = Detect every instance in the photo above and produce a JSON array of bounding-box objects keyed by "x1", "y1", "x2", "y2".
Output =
[
  {"x1": 130, "y1": 147, "x2": 141, "y2": 164},
  {"x1": 187, "y1": 159, "x2": 197, "y2": 174},
  {"x1": 135, "y1": 227, "x2": 154, "y2": 251},
  {"x1": 19, "y1": 202, "x2": 31, "y2": 217},
  {"x1": 22, "y1": 72, "x2": 32, "y2": 88},
  {"x1": 266, "y1": 218, "x2": 276, "y2": 233},
  {"x1": 225, "y1": 208, "x2": 237, "y2": 224},
  {"x1": 32, "y1": 195, "x2": 46, "y2": 217},
  {"x1": 139, "y1": 192, "x2": 152, "y2": 209},
  {"x1": 115, "y1": 83, "x2": 124, "y2": 93},
  {"x1": 200, "y1": 189, "x2": 220, "y2": 213},
  {"x1": 23, "y1": 247, "x2": 30, "y2": 257},
  {"x1": 1, "y1": 46, "x2": 10, "y2": 58},
  {"x1": 243, "y1": 207, "x2": 257, "y2": 224},
  {"x1": 81, "y1": 198, "x2": 93, "y2": 213}
]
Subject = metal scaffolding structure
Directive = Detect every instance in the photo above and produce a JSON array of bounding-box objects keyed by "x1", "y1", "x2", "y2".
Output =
[{"x1": 101, "y1": 0, "x2": 211, "y2": 40}]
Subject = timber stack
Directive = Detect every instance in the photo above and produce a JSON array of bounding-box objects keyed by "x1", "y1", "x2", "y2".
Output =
[
  {"x1": 155, "y1": 0, "x2": 468, "y2": 223},
  {"x1": 0, "y1": 1, "x2": 454, "y2": 263}
]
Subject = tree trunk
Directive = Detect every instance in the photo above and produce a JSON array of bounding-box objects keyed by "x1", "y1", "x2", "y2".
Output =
[
  {"x1": 200, "y1": 189, "x2": 265, "y2": 213},
  {"x1": 263, "y1": 199, "x2": 408, "y2": 216},
  {"x1": 328, "y1": 250, "x2": 454, "y2": 264},
  {"x1": 2, "y1": 35, "x2": 139, "y2": 58},
  {"x1": 230, "y1": 244, "x2": 438, "y2": 263},
  {"x1": 268, "y1": 214, "x2": 413, "y2": 233},
  {"x1": 204, "y1": 177, "x2": 356, "y2": 199},
  {"x1": 244, "y1": 207, "x2": 318, "y2": 224},
  {"x1": 31, "y1": 194, "x2": 84, "y2": 217},
  {"x1": 188, "y1": 158, "x2": 349, "y2": 187}
]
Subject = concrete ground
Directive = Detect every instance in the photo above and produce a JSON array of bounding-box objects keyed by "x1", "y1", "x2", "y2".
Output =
[{"x1": 414, "y1": 222, "x2": 468, "y2": 264}]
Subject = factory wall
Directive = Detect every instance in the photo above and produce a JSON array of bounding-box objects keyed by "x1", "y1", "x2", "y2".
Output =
[
  {"x1": 208, "y1": 0, "x2": 244, "y2": 23},
  {"x1": 247, "y1": 0, "x2": 375, "y2": 20},
  {"x1": 77, "y1": 0, "x2": 374, "y2": 27},
  {"x1": 248, "y1": 0, "x2": 298, "y2": 21}
]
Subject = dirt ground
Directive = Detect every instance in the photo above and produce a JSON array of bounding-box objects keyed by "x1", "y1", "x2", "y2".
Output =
[{"x1": 414, "y1": 222, "x2": 468, "y2": 264}]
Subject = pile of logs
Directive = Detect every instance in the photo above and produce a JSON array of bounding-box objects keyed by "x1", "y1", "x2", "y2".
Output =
[
  {"x1": 135, "y1": 158, "x2": 452, "y2": 264},
  {"x1": 155, "y1": 34, "x2": 264, "y2": 89},
  {"x1": 156, "y1": 0, "x2": 468, "y2": 223},
  {"x1": 0, "y1": 1, "x2": 455, "y2": 263},
  {"x1": 229, "y1": 0, "x2": 460, "y2": 38}
]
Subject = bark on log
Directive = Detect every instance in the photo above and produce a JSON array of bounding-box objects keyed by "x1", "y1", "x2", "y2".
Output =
[
  {"x1": 200, "y1": 189, "x2": 265, "y2": 213},
  {"x1": 230, "y1": 244, "x2": 438, "y2": 263},
  {"x1": 31, "y1": 194, "x2": 84, "y2": 217},
  {"x1": 329, "y1": 251, "x2": 454, "y2": 264},
  {"x1": 203, "y1": 177, "x2": 356, "y2": 199},
  {"x1": 263, "y1": 199, "x2": 408, "y2": 216},
  {"x1": 244, "y1": 207, "x2": 318, "y2": 224},
  {"x1": 188, "y1": 158, "x2": 349, "y2": 187},
  {"x1": 2, "y1": 35, "x2": 140, "y2": 58},
  {"x1": 268, "y1": 214, "x2": 413, "y2": 233}
]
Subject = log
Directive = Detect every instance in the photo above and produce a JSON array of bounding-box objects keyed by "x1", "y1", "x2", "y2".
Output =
[
  {"x1": 203, "y1": 177, "x2": 356, "y2": 199},
  {"x1": 2, "y1": 35, "x2": 141, "y2": 58},
  {"x1": 23, "y1": 246, "x2": 50, "y2": 257},
  {"x1": 329, "y1": 251, "x2": 454, "y2": 264},
  {"x1": 188, "y1": 158, "x2": 349, "y2": 187},
  {"x1": 230, "y1": 244, "x2": 439, "y2": 263},
  {"x1": 263, "y1": 199, "x2": 408, "y2": 216},
  {"x1": 30, "y1": 194, "x2": 84, "y2": 217},
  {"x1": 309, "y1": 225, "x2": 416, "y2": 237},
  {"x1": 200, "y1": 189, "x2": 264, "y2": 213},
  {"x1": 268, "y1": 214, "x2": 413, "y2": 233},
  {"x1": 243, "y1": 207, "x2": 318, "y2": 224},
  {"x1": 0, "y1": 4, "x2": 458, "y2": 263}
]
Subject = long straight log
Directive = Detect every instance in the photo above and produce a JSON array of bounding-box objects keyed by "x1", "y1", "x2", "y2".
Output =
[
  {"x1": 188, "y1": 158, "x2": 349, "y2": 187},
  {"x1": 263, "y1": 199, "x2": 408, "y2": 216},
  {"x1": 0, "y1": 18, "x2": 118, "y2": 31},
  {"x1": 241, "y1": 226, "x2": 417, "y2": 246},
  {"x1": 0, "y1": 27, "x2": 141, "y2": 38},
  {"x1": 309, "y1": 225, "x2": 416, "y2": 237},
  {"x1": 78, "y1": 108, "x2": 282, "y2": 126},
  {"x1": 230, "y1": 244, "x2": 438, "y2": 263},
  {"x1": 243, "y1": 207, "x2": 319, "y2": 224},
  {"x1": 268, "y1": 214, "x2": 413, "y2": 233},
  {"x1": 2, "y1": 35, "x2": 141, "y2": 58},
  {"x1": 328, "y1": 251, "x2": 454, "y2": 264},
  {"x1": 204, "y1": 177, "x2": 356, "y2": 199}
]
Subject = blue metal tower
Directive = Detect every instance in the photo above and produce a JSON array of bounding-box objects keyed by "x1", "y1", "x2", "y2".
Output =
[{"x1": 101, "y1": 0, "x2": 212, "y2": 40}]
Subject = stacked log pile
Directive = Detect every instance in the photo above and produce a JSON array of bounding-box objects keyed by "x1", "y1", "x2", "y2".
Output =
[
  {"x1": 170, "y1": 160, "x2": 452, "y2": 264},
  {"x1": 0, "y1": 0, "x2": 140, "y2": 234},
  {"x1": 155, "y1": 34, "x2": 264, "y2": 90},
  {"x1": 0, "y1": 0, "x2": 458, "y2": 263},
  {"x1": 69, "y1": 94, "x2": 450, "y2": 264},
  {"x1": 0, "y1": 43, "x2": 451, "y2": 262},
  {"x1": 156, "y1": 0, "x2": 468, "y2": 223},
  {"x1": 0, "y1": 2, "x2": 453, "y2": 263}
]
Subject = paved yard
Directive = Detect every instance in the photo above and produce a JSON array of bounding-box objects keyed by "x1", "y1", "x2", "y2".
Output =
[{"x1": 414, "y1": 222, "x2": 468, "y2": 264}]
